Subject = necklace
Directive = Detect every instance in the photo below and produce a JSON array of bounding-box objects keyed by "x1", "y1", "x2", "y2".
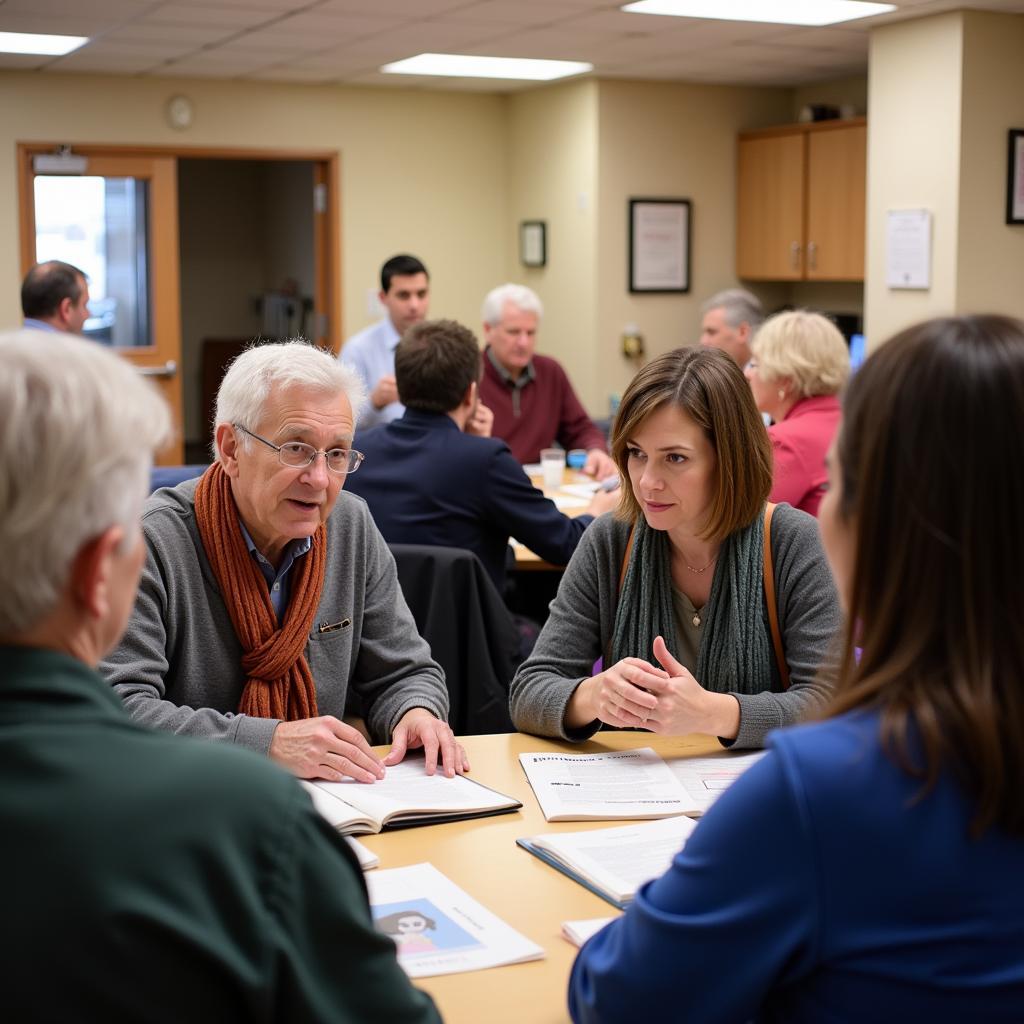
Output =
[{"x1": 684, "y1": 555, "x2": 717, "y2": 574}]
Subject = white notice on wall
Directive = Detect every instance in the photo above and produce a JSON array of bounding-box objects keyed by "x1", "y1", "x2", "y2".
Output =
[{"x1": 886, "y1": 209, "x2": 931, "y2": 289}]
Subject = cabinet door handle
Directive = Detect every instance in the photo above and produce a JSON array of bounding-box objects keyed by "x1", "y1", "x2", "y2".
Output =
[
  {"x1": 790, "y1": 241, "x2": 801, "y2": 270},
  {"x1": 807, "y1": 241, "x2": 817, "y2": 270}
]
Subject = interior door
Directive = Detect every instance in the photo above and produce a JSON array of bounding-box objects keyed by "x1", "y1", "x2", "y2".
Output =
[{"x1": 19, "y1": 147, "x2": 184, "y2": 464}]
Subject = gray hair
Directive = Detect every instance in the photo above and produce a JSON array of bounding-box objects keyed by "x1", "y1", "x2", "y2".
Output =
[
  {"x1": 212, "y1": 340, "x2": 366, "y2": 461},
  {"x1": 0, "y1": 330, "x2": 171, "y2": 637},
  {"x1": 481, "y1": 283, "x2": 543, "y2": 326},
  {"x1": 701, "y1": 288, "x2": 764, "y2": 332}
]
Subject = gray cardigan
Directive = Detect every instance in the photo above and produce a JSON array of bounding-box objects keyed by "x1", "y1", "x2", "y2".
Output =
[
  {"x1": 102, "y1": 480, "x2": 448, "y2": 753},
  {"x1": 509, "y1": 505, "x2": 840, "y2": 749}
]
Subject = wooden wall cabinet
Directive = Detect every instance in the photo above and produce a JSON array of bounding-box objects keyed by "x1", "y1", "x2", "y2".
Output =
[{"x1": 736, "y1": 118, "x2": 866, "y2": 282}]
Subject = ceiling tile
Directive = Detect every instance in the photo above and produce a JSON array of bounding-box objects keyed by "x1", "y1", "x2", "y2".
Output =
[
  {"x1": 46, "y1": 51, "x2": 167, "y2": 74},
  {"x1": 144, "y1": 5, "x2": 283, "y2": 29},
  {"x1": 431, "y1": 1, "x2": 591, "y2": 26},
  {"x1": 267, "y1": 10, "x2": 405, "y2": 34},
  {"x1": 316, "y1": 0, "x2": 471, "y2": 15},
  {"x1": 102, "y1": 23, "x2": 236, "y2": 45},
  {"x1": 0, "y1": 52, "x2": 53, "y2": 70}
]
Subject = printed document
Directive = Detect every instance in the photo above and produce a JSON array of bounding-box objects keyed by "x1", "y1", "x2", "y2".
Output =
[
  {"x1": 519, "y1": 748, "x2": 699, "y2": 820},
  {"x1": 667, "y1": 751, "x2": 767, "y2": 814},
  {"x1": 518, "y1": 815, "x2": 697, "y2": 908},
  {"x1": 367, "y1": 863, "x2": 545, "y2": 978}
]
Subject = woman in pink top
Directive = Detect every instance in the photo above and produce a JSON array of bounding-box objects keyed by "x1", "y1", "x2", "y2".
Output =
[{"x1": 745, "y1": 311, "x2": 850, "y2": 516}]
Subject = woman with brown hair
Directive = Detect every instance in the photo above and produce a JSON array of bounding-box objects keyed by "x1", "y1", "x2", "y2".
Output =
[
  {"x1": 568, "y1": 316, "x2": 1024, "y2": 1022},
  {"x1": 510, "y1": 346, "x2": 840, "y2": 750}
]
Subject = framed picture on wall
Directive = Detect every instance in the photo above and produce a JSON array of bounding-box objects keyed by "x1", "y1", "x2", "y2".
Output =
[
  {"x1": 519, "y1": 220, "x2": 547, "y2": 267},
  {"x1": 629, "y1": 198, "x2": 691, "y2": 293},
  {"x1": 1007, "y1": 130, "x2": 1024, "y2": 224}
]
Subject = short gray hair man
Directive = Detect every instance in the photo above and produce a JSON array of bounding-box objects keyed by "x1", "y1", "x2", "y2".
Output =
[
  {"x1": 482, "y1": 282, "x2": 544, "y2": 326},
  {"x1": 212, "y1": 340, "x2": 366, "y2": 461},
  {"x1": 699, "y1": 288, "x2": 764, "y2": 367},
  {"x1": 0, "y1": 330, "x2": 170, "y2": 637}
]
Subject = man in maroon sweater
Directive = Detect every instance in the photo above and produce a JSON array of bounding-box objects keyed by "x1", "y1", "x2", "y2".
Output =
[{"x1": 478, "y1": 283, "x2": 615, "y2": 478}]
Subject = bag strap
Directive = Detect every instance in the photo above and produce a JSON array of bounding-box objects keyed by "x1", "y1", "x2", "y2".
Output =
[
  {"x1": 763, "y1": 503, "x2": 791, "y2": 691},
  {"x1": 617, "y1": 524, "x2": 636, "y2": 596}
]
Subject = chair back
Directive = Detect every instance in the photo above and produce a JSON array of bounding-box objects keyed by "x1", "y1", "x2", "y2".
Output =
[{"x1": 389, "y1": 544, "x2": 518, "y2": 735}]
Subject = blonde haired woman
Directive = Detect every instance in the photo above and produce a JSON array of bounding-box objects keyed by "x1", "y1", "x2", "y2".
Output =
[{"x1": 745, "y1": 310, "x2": 850, "y2": 516}]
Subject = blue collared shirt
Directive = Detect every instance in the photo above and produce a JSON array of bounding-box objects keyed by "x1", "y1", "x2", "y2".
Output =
[
  {"x1": 237, "y1": 521, "x2": 312, "y2": 621},
  {"x1": 339, "y1": 317, "x2": 403, "y2": 429},
  {"x1": 22, "y1": 318, "x2": 61, "y2": 333}
]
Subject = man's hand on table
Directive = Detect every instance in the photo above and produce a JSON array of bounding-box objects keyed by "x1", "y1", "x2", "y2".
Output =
[
  {"x1": 583, "y1": 448, "x2": 617, "y2": 479},
  {"x1": 384, "y1": 708, "x2": 471, "y2": 778},
  {"x1": 270, "y1": 716, "x2": 386, "y2": 782}
]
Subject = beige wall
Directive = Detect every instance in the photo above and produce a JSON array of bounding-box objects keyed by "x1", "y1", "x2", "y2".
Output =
[
  {"x1": 0, "y1": 71, "x2": 508, "y2": 344},
  {"x1": 594, "y1": 78, "x2": 793, "y2": 413},
  {"x1": 505, "y1": 80, "x2": 599, "y2": 408},
  {"x1": 864, "y1": 13, "x2": 964, "y2": 345},
  {"x1": 956, "y1": 11, "x2": 1024, "y2": 318}
]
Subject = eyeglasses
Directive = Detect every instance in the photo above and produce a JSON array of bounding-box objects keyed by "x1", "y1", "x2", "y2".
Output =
[{"x1": 233, "y1": 424, "x2": 364, "y2": 475}]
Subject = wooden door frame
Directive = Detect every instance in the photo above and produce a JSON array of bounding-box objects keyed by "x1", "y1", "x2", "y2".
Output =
[{"x1": 17, "y1": 142, "x2": 343, "y2": 354}]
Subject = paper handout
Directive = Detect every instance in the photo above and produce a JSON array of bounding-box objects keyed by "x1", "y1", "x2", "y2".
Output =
[
  {"x1": 519, "y1": 747, "x2": 700, "y2": 821},
  {"x1": 367, "y1": 863, "x2": 545, "y2": 978}
]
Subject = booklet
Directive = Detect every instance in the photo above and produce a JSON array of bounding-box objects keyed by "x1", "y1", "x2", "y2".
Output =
[
  {"x1": 517, "y1": 815, "x2": 697, "y2": 909},
  {"x1": 300, "y1": 757, "x2": 521, "y2": 836},
  {"x1": 346, "y1": 837, "x2": 379, "y2": 871},
  {"x1": 667, "y1": 751, "x2": 767, "y2": 814},
  {"x1": 367, "y1": 863, "x2": 545, "y2": 978},
  {"x1": 519, "y1": 748, "x2": 700, "y2": 821},
  {"x1": 562, "y1": 917, "x2": 616, "y2": 948}
]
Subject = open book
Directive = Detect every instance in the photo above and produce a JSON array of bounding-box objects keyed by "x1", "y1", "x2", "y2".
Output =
[
  {"x1": 301, "y1": 757, "x2": 521, "y2": 835},
  {"x1": 517, "y1": 815, "x2": 697, "y2": 909},
  {"x1": 519, "y1": 748, "x2": 701, "y2": 821}
]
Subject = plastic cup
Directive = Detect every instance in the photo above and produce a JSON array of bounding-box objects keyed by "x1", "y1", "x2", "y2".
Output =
[
  {"x1": 566, "y1": 448, "x2": 588, "y2": 471},
  {"x1": 540, "y1": 448, "x2": 565, "y2": 490}
]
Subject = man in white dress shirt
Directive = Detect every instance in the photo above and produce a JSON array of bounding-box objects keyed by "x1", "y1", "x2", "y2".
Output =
[{"x1": 340, "y1": 254, "x2": 429, "y2": 429}]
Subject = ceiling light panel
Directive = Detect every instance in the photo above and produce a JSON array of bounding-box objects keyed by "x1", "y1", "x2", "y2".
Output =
[
  {"x1": 621, "y1": 1, "x2": 897, "y2": 27},
  {"x1": 0, "y1": 31, "x2": 88, "y2": 55},
  {"x1": 381, "y1": 53, "x2": 593, "y2": 80}
]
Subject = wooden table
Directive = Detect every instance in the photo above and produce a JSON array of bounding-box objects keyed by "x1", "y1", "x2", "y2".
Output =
[
  {"x1": 514, "y1": 470, "x2": 597, "y2": 568},
  {"x1": 363, "y1": 731, "x2": 720, "y2": 1024}
]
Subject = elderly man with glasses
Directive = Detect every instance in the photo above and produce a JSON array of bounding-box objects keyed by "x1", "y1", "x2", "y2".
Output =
[{"x1": 103, "y1": 340, "x2": 465, "y2": 781}]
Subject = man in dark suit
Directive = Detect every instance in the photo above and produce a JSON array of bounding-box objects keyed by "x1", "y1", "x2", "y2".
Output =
[{"x1": 347, "y1": 319, "x2": 618, "y2": 596}]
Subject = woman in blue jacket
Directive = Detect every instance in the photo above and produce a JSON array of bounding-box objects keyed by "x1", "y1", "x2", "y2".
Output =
[{"x1": 569, "y1": 315, "x2": 1024, "y2": 1023}]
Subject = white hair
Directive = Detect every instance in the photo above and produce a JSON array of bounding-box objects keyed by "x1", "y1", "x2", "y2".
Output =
[
  {"x1": 212, "y1": 340, "x2": 367, "y2": 461},
  {"x1": 481, "y1": 283, "x2": 543, "y2": 326},
  {"x1": 701, "y1": 288, "x2": 764, "y2": 332},
  {"x1": 0, "y1": 331, "x2": 171, "y2": 637}
]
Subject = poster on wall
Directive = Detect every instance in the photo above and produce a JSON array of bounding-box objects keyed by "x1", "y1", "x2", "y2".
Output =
[
  {"x1": 885, "y1": 209, "x2": 931, "y2": 290},
  {"x1": 629, "y1": 198, "x2": 691, "y2": 293}
]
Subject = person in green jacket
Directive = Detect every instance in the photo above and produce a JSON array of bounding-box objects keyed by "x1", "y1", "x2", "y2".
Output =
[{"x1": 0, "y1": 329, "x2": 441, "y2": 1023}]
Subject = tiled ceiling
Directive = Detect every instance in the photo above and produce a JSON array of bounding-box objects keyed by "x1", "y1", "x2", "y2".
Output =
[{"x1": 1, "y1": 0, "x2": 1023, "y2": 90}]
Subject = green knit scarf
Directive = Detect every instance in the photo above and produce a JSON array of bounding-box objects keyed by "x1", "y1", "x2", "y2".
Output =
[{"x1": 609, "y1": 510, "x2": 774, "y2": 695}]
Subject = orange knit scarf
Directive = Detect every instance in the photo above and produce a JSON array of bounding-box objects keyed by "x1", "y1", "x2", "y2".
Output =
[{"x1": 193, "y1": 462, "x2": 325, "y2": 721}]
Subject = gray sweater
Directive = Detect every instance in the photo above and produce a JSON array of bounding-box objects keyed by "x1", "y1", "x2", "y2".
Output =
[
  {"x1": 509, "y1": 505, "x2": 840, "y2": 749},
  {"x1": 102, "y1": 480, "x2": 448, "y2": 753}
]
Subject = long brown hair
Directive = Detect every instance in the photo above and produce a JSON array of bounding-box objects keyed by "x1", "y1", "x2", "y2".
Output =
[
  {"x1": 828, "y1": 315, "x2": 1024, "y2": 835},
  {"x1": 611, "y1": 347, "x2": 772, "y2": 541}
]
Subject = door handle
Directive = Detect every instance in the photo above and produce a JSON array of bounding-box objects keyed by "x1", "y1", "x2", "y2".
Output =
[
  {"x1": 138, "y1": 360, "x2": 177, "y2": 379},
  {"x1": 807, "y1": 241, "x2": 817, "y2": 270},
  {"x1": 790, "y1": 241, "x2": 801, "y2": 271}
]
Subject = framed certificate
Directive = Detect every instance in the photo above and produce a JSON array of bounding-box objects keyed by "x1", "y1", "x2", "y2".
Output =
[
  {"x1": 519, "y1": 220, "x2": 547, "y2": 267},
  {"x1": 1007, "y1": 130, "x2": 1024, "y2": 225},
  {"x1": 629, "y1": 198, "x2": 691, "y2": 293}
]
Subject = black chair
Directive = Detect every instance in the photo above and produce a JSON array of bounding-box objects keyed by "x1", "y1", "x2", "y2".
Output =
[{"x1": 388, "y1": 544, "x2": 519, "y2": 736}]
